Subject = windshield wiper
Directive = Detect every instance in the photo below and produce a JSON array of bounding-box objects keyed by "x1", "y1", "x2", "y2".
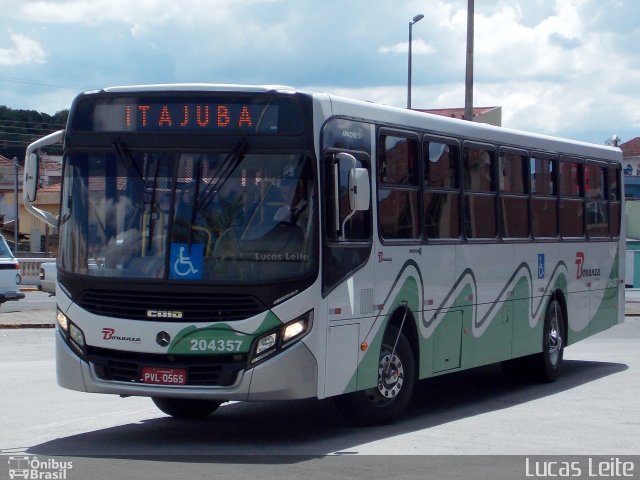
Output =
[
  {"x1": 186, "y1": 157, "x2": 203, "y2": 253},
  {"x1": 113, "y1": 140, "x2": 145, "y2": 186},
  {"x1": 198, "y1": 139, "x2": 249, "y2": 211}
]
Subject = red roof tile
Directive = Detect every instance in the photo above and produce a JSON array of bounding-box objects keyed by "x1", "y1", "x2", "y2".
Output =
[
  {"x1": 415, "y1": 106, "x2": 498, "y2": 119},
  {"x1": 621, "y1": 137, "x2": 640, "y2": 157}
]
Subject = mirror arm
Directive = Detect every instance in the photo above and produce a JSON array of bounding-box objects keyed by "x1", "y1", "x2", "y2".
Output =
[{"x1": 23, "y1": 130, "x2": 65, "y2": 228}]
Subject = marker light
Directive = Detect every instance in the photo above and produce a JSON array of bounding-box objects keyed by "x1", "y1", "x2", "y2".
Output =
[
  {"x1": 255, "y1": 333, "x2": 277, "y2": 355},
  {"x1": 69, "y1": 323, "x2": 86, "y2": 351},
  {"x1": 250, "y1": 310, "x2": 313, "y2": 365}
]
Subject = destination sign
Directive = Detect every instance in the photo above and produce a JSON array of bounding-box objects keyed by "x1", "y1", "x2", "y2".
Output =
[{"x1": 71, "y1": 95, "x2": 304, "y2": 134}]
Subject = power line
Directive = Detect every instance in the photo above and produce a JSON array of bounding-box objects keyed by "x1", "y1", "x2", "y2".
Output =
[
  {"x1": 0, "y1": 132, "x2": 55, "y2": 139},
  {"x1": 0, "y1": 75, "x2": 90, "y2": 91},
  {"x1": 0, "y1": 118, "x2": 66, "y2": 128},
  {"x1": 0, "y1": 126, "x2": 64, "y2": 135}
]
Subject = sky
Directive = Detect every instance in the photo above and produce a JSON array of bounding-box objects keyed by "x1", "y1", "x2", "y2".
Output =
[{"x1": 1, "y1": 0, "x2": 639, "y2": 145}]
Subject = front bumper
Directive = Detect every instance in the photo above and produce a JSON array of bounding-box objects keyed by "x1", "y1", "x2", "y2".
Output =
[{"x1": 56, "y1": 329, "x2": 318, "y2": 401}]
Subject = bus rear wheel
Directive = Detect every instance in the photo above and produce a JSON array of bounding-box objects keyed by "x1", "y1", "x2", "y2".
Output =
[
  {"x1": 533, "y1": 298, "x2": 565, "y2": 382},
  {"x1": 502, "y1": 298, "x2": 565, "y2": 383},
  {"x1": 151, "y1": 397, "x2": 222, "y2": 419},
  {"x1": 337, "y1": 325, "x2": 415, "y2": 425}
]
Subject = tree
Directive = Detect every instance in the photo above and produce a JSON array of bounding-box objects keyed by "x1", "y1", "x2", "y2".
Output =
[{"x1": 0, "y1": 106, "x2": 68, "y2": 161}]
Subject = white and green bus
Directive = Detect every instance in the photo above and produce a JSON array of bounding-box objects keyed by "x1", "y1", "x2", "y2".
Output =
[{"x1": 24, "y1": 84, "x2": 624, "y2": 424}]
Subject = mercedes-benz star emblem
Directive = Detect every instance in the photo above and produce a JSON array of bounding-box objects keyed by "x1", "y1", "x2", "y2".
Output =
[{"x1": 156, "y1": 331, "x2": 171, "y2": 347}]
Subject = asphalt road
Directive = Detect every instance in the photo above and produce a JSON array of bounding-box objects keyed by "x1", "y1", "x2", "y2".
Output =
[{"x1": 0, "y1": 293, "x2": 639, "y2": 479}]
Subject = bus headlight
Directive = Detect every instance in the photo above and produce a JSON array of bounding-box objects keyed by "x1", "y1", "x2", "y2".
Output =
[
  {"x1": 282, "y1": 316, "x2": 309, "y2": 344},
  {"x1": 250, "y1": 310, "x2": 313, "y2": 365},
  {"x1": 57, "y1": 309, "x2": 69, "y2": 332},
  {"x1": 57, "y1": 309, "x2": 86, "y2": 357}
]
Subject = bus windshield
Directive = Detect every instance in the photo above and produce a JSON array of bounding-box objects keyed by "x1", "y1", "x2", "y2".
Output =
[{"x1": 58, "y1": 147, "x2": 317, "y2": 283}]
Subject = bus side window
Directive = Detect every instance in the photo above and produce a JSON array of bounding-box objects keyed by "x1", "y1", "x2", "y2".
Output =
[
  {"x1": 530, "y1": 155, "x2": 559, "y2": 238},
  {"x1": 499, "y1": 150, "x2": 529, "y2": 239},
  {"x1": 377, "y1": 133, "x2": 420, "y2": 240},
  {"x1": 463, "y1": 144, "x2": 497, "y2": 239},
  {"x1": 559, "y1": 159, "x2": 585, "y2": 238},
  {"x1": 423, "y1": 140, "x2": 460, "y2": 240},
  {"x1": 585, "y1": 162, "x2": 609, "y2": 238}
]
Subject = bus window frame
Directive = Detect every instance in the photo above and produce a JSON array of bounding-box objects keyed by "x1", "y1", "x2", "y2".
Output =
[
  {"x1": 422, "y1": 134, "x2": 463, "y2": 243},
  {"x1": 559, "y1": 156, "x2": 586, "y2": 240},
  {"x1": 609, "y1": 164, "x2": 622, "y2": 239},
  {"x1": 529, "y1": 152, "x2": 559, "y2": 240},
  {"x1": 585, "y1": 159, "x2": 611, "y2": 240},
  {"x1": 462, "y1": 141, "x2": 498, "y2": 241},
  {"x1": 498, "y1": 146, "x2": 531, "y2": 240},
  {"x1": 376, "y1": 128, "x2": 422, "y2": 245}
]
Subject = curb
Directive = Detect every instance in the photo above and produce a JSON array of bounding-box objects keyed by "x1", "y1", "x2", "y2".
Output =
[
  {"x1": 0, "y1": 323, "x2": 55, "y2": 329},
  {"x1": 19, "y1": 286, "x2": 40, "y2": 292}
]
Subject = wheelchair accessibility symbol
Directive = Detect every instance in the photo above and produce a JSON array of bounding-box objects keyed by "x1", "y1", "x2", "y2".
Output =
[{"x1": 170, "y1": 243, "x2": 204, "y2": 280}]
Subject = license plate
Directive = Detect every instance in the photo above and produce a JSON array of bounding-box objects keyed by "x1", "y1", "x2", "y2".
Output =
[{"x1": 140, "y1": 367, "x2": 187, "y2": 385}]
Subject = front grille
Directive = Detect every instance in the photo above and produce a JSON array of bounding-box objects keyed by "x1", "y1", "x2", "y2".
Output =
[
  {"x1": 87, "y1": 347, "x2": 246, "y2": 386},
  {"x1": 76, "y1": 289, "x2": 264, "y2": 322}
]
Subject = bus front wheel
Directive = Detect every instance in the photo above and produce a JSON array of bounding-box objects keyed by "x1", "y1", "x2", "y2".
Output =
[
  {"x1": 336, "y1": 325, "x2": 415, "y2": 425},
  {"x1": 151, "y1": 397, "x2": 222, "y2": 419}
]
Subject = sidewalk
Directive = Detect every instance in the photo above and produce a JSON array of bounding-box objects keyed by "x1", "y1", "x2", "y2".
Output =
[
  {"x1": 0, "y1": 308, "x2": 55, "y2": 328},
  {"x1": 624, "y1": 289, "x2": 640, "y2": 315}
]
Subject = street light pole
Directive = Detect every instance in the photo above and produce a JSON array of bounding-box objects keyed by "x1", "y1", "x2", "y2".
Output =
[
  {"x1": 407, "y1": 13, "x2": 424, "y2": 109},
  {"x1": 13, "y1": 157, "x2": 19, "y2": 253},
  {"x1": 464, "y1": 0, "x2": 474, "y2": 121}
]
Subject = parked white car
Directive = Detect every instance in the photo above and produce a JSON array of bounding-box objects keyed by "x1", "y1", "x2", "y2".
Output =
[
  {"x1": 38, "y1": 262, "x2": 57, "y2": 295},
  {"x1": 0, "y1": 235, "x2": 25, "y2": 305}
]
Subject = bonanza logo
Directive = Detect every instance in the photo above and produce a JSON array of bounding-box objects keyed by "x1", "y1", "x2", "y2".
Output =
[
  {"x1": 575, "y1": 252, "x2": 601, "y2": 279},
  {"x1": 101, "y1": 327, "x2": 141, "y2": 343}
]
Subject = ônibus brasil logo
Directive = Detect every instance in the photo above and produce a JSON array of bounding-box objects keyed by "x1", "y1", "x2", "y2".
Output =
[
  {"x1": 101, "y1": 327, "x2": 141, "y2": 343},
  {"x1": 575, "y1": 252, "x2": 601, "y2": 279}
]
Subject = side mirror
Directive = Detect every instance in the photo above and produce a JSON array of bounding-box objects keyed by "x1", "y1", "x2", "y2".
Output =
[
  {"x1": 348, "y1": 167, "x2": 370, "y2": 211},
  {"x1": 24, "y1": 153, "x2": 39, "y2": 203}
]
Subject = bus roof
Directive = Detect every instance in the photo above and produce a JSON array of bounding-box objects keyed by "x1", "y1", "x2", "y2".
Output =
[
  {"x1": 82, "y1": 83, "x2": 621, "y2": 162},
  {"x1": 101, "y1": 83, "x2": 298, "y2": 95}
]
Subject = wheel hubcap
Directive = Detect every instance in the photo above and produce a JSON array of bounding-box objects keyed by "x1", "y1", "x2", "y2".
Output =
[
  {"x1": 548, "y1": 314, "x2": 563, "y2": 366},
  {"x1": 377, "y1": 351, "x2": 404, "y2": 399}
]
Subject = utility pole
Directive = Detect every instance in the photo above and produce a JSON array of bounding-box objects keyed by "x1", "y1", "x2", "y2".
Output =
[{"x1": 464, "y1": 0, "x2": 474, "y2": 121}]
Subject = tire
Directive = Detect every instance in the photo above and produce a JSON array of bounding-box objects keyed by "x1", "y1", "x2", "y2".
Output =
[
  {"x1": 337, "y1": 325, "x2": 415, "y2": 425},
  {"x1": 531, "y1": 298, "x2": 565, "y2": 382},
  {"x1": 151, "y1": 397, "x2": 222, "y2": 419},
  {"x1": 501, "y1": 298, "x2": 565, "y2": 383}
]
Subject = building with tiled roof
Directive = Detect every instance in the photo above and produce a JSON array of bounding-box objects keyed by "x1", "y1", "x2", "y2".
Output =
[
  {"x1": 621, "y1": 137, "x2": 640, "y2": 158},
  {"x1": 415, "y1": 106, "x2": 502, "y2": 126},
  {"x1": 0, "y1": 153, "x2": 61, "y2": 252},
  {"x1": 620, "y1": 137, "x2": 640, "y2": 198}
]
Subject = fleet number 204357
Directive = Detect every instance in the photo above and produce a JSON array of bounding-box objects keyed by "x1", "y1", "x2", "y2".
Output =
[{"x1": 189, "y1": 339, "x2": 244, "y2": 352}]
